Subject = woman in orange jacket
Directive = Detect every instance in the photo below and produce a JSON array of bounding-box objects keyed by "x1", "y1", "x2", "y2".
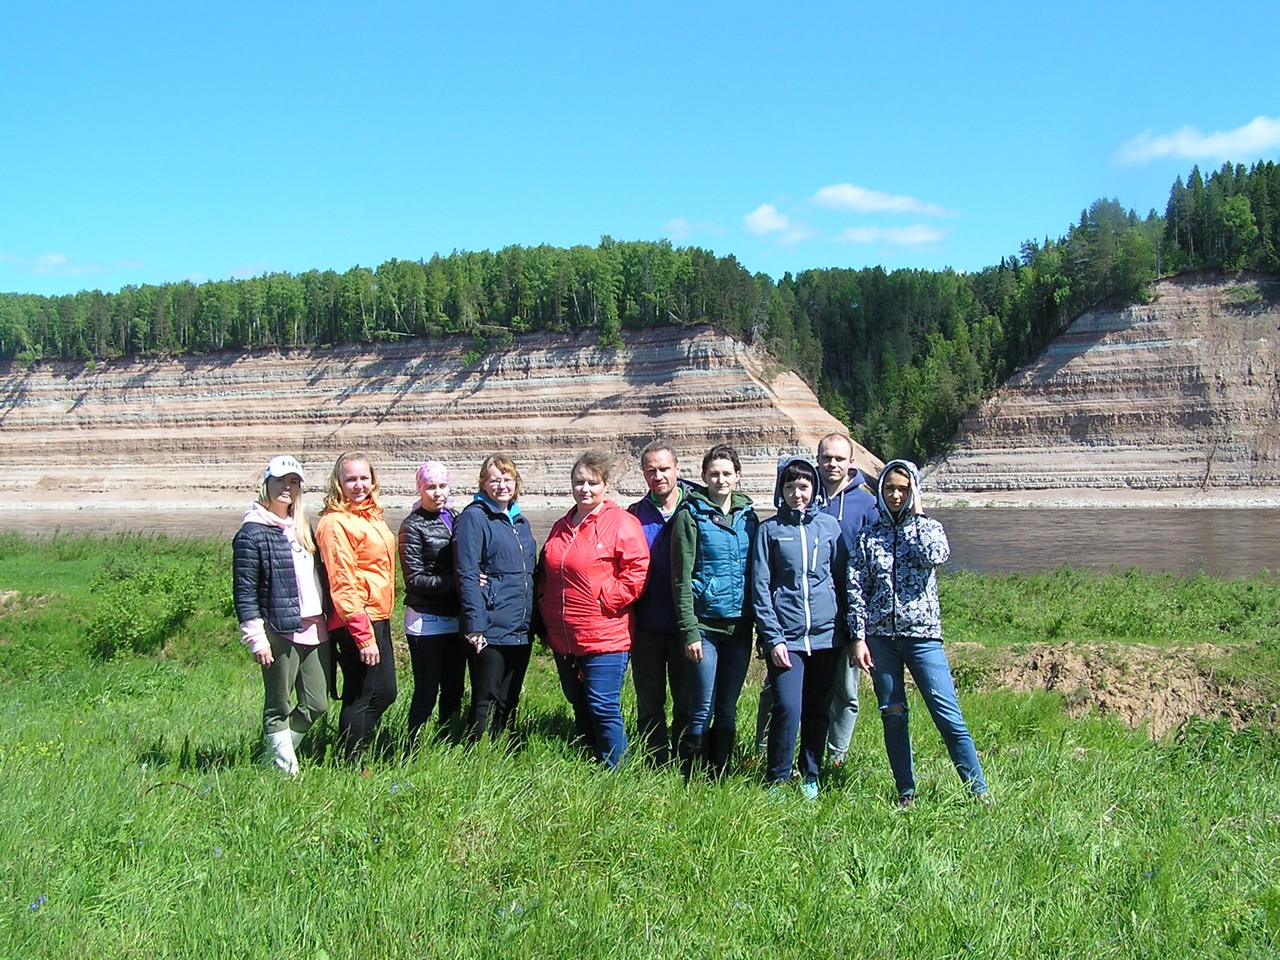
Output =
[
  {"x1": 537, "y1": 449, "x2": 649, "y2": 766},
  {"x1": 316, "y1": 451, "x2": 398, "y2": 764}
]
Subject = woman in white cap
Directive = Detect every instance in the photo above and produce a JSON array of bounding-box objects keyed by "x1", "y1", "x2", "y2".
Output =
[{"x1": 232, "y1": 455, "x2": 331, "y2": 775}]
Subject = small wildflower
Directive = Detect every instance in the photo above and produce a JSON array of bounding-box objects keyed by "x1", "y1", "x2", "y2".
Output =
[
  {"x1": 213, "y1": 847, "x2": 223, "y2": 858},
  {"x1": 390, "y1": 782, "x2": 400, "y2": 793},
  {"x1": 29, "y1": 894, "x2": 46, "y2": 911}
]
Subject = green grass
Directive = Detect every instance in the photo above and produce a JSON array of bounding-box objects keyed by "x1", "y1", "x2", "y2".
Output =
[{"x1": 1, "y1": 535, "x2": 1279, "y2": 958}]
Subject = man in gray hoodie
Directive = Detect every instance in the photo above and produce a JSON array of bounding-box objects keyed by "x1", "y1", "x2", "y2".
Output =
[{"x1": 816, "y1": 433, "x2": 879, "y2": 766}]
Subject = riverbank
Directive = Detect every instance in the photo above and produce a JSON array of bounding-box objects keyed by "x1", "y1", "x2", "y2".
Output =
[{"x1": 926, "y1": 487, "x2": 1280, "y2": 509}]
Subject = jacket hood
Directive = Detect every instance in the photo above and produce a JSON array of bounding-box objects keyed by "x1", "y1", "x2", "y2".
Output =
[
  {"x1": 242, "y1": 502, "x2": 293, "y2": 529},
  {"x1": 818, "y1": 468, "x2": 871, "y2": 504},
  {"x1": 472, "y1": 492, "x2": 523, "y2": 521},
  {"x1": 875, "y1": 458, "x2": 921, "y2": 522},
  {"x1": 772, "y1": 455, "x2": 821, "y2": 520},
  {"x1": 559, "y1": 499, "x2": 620, "y2": 524},
  {"x1": 685, "y1": 486, "x2": 753, "y2": 512}
]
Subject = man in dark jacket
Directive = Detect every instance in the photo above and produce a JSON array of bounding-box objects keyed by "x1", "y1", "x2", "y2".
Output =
[
  {"x1": 627, "y1": 439, "x2": 688, "y2": 765},
  {"x1": 817, "y1": 432, "x2": 879, "y2": 766}
]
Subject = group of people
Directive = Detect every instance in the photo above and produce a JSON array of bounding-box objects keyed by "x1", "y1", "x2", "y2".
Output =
[{"x1": 230, "y1": 435, "x2": 988, "y2": 805}]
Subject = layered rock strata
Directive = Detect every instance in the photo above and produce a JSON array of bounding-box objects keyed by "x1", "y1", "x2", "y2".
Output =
[
  {"x1": 928, "y1": 274, "x2": 1280, "y2": 497},
  {"x1": 0, "y1": 326, "x2": 878, "y2": 509}
]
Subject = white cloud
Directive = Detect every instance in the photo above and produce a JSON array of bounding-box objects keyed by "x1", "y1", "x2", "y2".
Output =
[
  {"x1": 0, "y1": 251, "x2": 147, "y2": 278},
  {"x1": 228, "y1": 262, "x2": 272, "y2": 280},
  {"x1": 812, "y1": 183, "x2": 956, "y2": 217},
  {"x1": 744, "y1": 203, "x2": 790, "y2": 235},
  {"x1": 836, "y1": 225, "x2": 946, "y2": 246},
  {"x1": 1114, "y1": 115, "x2": 1280, "y2": 166},
  {"x1": 742, "y1": 204, "x2": 816, "y2": 244},
  {"x1": 661, "y1": 217, "x2": 724, "y2": 241}
]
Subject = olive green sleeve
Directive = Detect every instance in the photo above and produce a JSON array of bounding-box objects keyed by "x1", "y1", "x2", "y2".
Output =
[{"x1": 670, "y1": 508, "x2": 701, "y2": 646}]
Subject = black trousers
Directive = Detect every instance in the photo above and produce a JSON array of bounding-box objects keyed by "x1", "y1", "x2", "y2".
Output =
[
  {"x1": 334, "y1": 619, "x2": 398, "y2": 762},
  {"x1": 467, "y1": 643, "x2": 531, "y2": 743}
]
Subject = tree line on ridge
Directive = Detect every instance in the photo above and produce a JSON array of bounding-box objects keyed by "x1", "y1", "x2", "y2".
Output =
[{"x1": 2, "y1": 158, "x2": 1278, "y2": 463}]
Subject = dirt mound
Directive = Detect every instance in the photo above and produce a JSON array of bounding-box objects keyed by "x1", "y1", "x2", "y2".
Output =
[{"x1": 985, "y1": 642, "x2": 1252, "y2": 737}]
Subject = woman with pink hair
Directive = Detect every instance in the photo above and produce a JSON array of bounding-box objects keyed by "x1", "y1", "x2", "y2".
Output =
[{"x1": 398, "y1": 461, "x2": 467, "y2": 747}]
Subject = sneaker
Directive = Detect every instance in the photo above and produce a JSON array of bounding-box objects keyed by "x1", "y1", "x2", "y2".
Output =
[
  {"x1": 767, "y1": 785, "x2": 788, "y2": 803},
  {"x1": 800, "y1": 779, "x2": 819, "y2": 801},
  {"x1": 829, "y1": 754, "x2": 845, "y2": 769},
  {"x1": 897, "y1": 794, "x2": 915, "y2": 809}
]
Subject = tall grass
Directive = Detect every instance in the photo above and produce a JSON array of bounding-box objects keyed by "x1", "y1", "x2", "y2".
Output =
[{"x1": 1, "y1": 535, "x2": 1278, "y2": 958}]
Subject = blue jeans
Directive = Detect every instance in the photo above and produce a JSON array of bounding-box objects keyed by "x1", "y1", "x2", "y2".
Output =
[
  {"x1": 686, "y1": 629, "x2": 752, "y2": 739},
  {"x1": 766, "y1": 646, "x2": 838, "y2": 784},
  {"x1": 556, "y1": 651, "x2": 630, "y2": 768},
  {"x1": 866, "y1": 634, "x2": 987, "y2": 797}
]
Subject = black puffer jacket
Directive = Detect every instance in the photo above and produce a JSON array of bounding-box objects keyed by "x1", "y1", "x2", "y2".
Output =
[
  {"x1": 398, "y1": 506, "x2": 460, "y2": 617},
  {"x1": 232, "y1": 522, "x2": 327, "y2": 633}
]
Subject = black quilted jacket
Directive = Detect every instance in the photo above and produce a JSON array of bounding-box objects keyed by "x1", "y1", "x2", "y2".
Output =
[
  {"x1": 397, "y1": 507, "x2": 461, "y2": 617},
  {"x1": 232, "y1": 521, "x2": 327, "y2": 634}
]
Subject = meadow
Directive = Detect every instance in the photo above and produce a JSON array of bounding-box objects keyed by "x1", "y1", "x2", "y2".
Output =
[{"x1": 1, "y1": 532, "x2": 1278, "y2": 959}]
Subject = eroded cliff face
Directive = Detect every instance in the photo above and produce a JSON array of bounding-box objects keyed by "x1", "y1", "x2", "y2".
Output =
[
  {"x1": 0, "y1": 326, "x2": 878, "y2": 508},
  {"x1": 927, "y1": 274, "x2": 1280, "y2": 499}
]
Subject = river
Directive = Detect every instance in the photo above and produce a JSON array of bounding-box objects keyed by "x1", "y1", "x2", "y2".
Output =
[{"x1": 2, "y1": 506, "x2": 1274, "y2": 578}]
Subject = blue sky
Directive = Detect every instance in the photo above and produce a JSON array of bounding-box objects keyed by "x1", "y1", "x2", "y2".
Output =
[{"x1": 3, "y1": 1, "x2": 1278, "y2": 297}]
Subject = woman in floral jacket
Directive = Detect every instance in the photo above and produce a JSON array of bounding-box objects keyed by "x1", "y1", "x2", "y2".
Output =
[{"x1": 848, "y1": 459, "x2": 988, "y2": 806}]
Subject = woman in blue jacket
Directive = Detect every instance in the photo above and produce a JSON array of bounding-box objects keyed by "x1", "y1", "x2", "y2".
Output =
[
  {"x1": 454, "y1": 453, "x2": 538, "y2": 744},
  {"x1": 752, "y1": 456, "x2": 843, "y2": 799}
]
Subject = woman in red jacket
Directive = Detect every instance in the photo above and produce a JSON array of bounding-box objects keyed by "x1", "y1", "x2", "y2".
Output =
[{"x1": 537, "y1": 449, "x2": 649, "y2": 767}]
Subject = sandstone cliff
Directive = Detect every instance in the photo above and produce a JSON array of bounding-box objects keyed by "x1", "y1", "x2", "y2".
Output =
[
  {"x1": 927, "y1": 274, "x2": 1280, "y2": 502},
  {"x1": 0, "y1": 326, "x2": 878, "y2": 509}
]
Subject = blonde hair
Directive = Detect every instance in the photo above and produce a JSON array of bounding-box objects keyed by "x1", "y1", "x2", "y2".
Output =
[
  {"x1": 323, "y1": 452, "x2": 381, "y2": 514},
  {"x1": 257, "y1": 476, "x2": 316, "y2": 553},
  {"x1": 478, "y1": 453, "x2": 522, "y2": 502},
  {"x1": 572, "y1": 448, "x2": 614, "y2": 485}
]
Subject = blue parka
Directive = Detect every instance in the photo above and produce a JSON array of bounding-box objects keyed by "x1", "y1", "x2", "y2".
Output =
[
  {"x1": 628, "y1": 478, "x2": 699, "y2": 637},
  {"x1": 751, "y1": 457, "x2": 842, "y2": 654},
  {"x1": 454, "y1": 495, "x2": 537, "y2": 646}
]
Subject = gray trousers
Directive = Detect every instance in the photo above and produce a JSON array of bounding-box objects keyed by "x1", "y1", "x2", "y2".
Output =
[
  {"x1": 262, "y1": 631, "x2": 332, "y2": 736},
  {"x1": 826, "y1": 647, "x2": 860, "y2": 759}
]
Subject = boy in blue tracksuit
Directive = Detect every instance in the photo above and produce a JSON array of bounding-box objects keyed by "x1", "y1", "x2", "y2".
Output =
[{"x1": 751, "y1": 456, "x2": 843, "y2": 799}]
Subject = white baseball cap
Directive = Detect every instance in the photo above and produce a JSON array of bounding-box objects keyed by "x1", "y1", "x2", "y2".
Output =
[{"x1": 263, "y1": 455, "x2": 306, "y2": 483}]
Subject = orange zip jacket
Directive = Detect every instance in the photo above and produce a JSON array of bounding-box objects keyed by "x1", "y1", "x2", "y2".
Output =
[{"x1": 316, "y1": 498, "x2": 397, "y2": 635}]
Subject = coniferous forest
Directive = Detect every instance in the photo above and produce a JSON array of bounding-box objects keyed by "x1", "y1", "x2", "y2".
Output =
[{"x1": 3, "y1": 159, "x2": 1278, "y2": 462}]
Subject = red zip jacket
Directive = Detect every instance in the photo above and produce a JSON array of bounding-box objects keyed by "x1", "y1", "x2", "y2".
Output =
[{"x1": 537, "y1": 500, "x2": 650, "y2": 656}]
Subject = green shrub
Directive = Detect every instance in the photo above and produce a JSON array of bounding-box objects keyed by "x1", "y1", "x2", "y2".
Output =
[{"x1": 87, "y1": 558, "x2": 199, "y2": 659}]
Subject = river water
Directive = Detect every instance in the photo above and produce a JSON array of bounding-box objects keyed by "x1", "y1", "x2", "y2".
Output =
[{"x1": 3, "y1": 506, "x2": 1274, "y2": 578}]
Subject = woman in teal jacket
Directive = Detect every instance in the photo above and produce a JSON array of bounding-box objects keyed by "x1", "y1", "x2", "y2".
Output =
[{"x1": 671, "y1": 444, "x2": 757, "y2": 778}]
